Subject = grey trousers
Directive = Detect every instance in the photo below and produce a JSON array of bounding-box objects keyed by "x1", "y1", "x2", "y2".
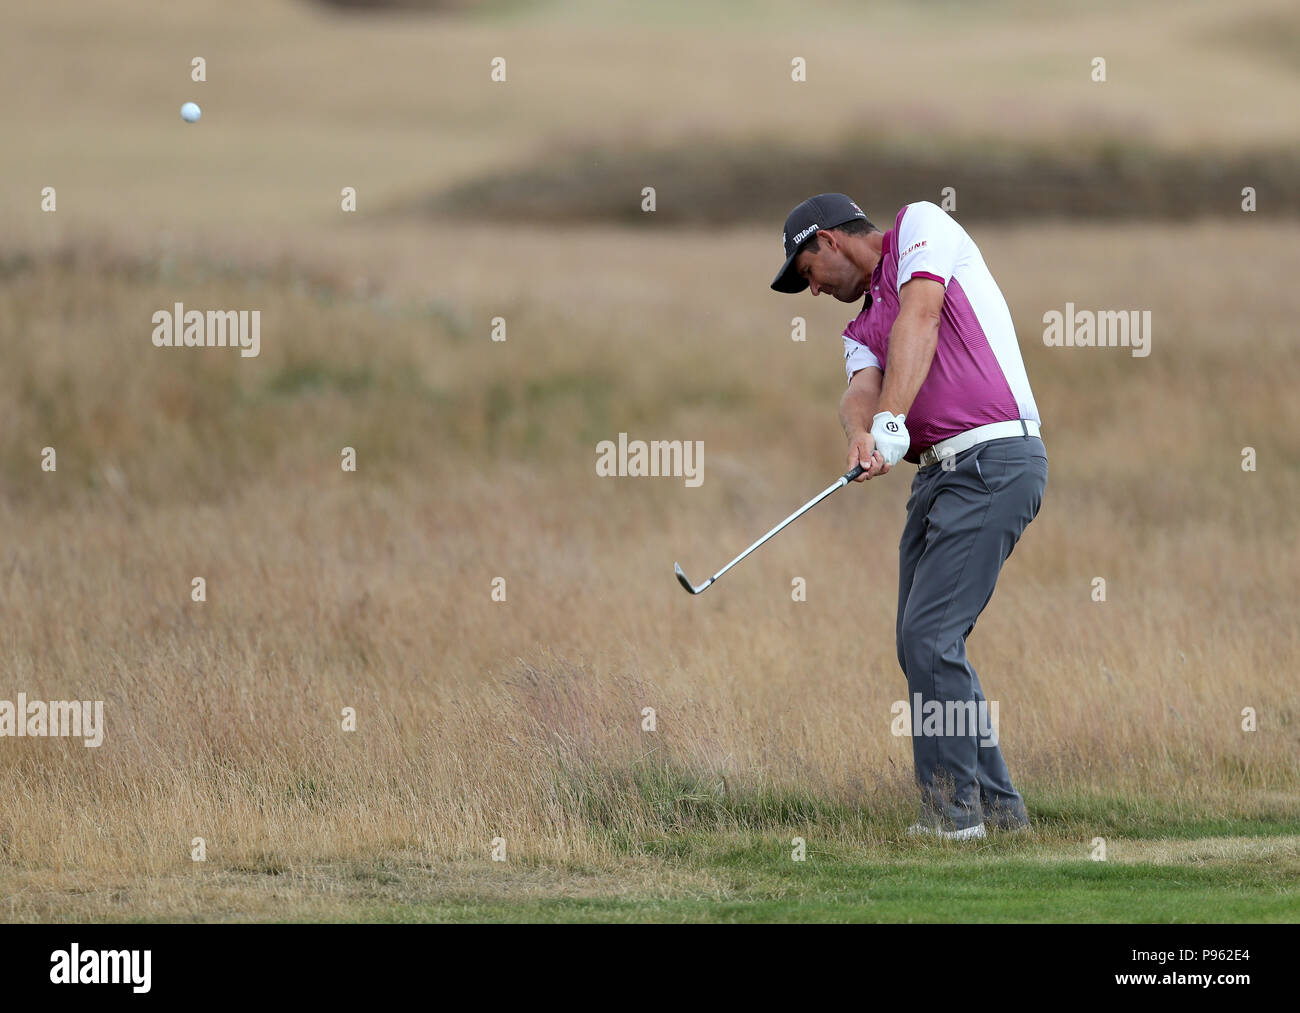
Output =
[{"x1": 896, "y1": 434, "x2": 1048, "y2": 831}]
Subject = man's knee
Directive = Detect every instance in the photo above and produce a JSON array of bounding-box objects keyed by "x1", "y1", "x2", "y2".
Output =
[
  {"x1": 898, "y1": 610, "x2": 942, "y2": 677},
  {"x1": 902, "y1": 610, "x2": 979, "y2": 682}
]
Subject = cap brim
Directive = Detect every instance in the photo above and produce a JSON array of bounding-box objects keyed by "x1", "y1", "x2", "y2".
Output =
[{"x1": 770, "y1": 249, "x2": 809, "y2": 293}]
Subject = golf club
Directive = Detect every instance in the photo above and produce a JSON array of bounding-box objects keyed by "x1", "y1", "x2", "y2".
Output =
[{"x1": 674, "y1": 462, "x2": 867, "y2": 595}]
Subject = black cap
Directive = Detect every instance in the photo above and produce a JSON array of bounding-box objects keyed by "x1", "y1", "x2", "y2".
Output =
[{"x1": 770, "y1": 193, "x2": 869, "y2": 293}]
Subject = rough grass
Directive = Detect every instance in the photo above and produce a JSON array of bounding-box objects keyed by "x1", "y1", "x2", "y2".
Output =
[
  {"x1": 2, "y1": 0, "x2": 1299, "y2": 922},
  {"x1": 1, "y1": 223, "x2": 1297, "y2": 913}
]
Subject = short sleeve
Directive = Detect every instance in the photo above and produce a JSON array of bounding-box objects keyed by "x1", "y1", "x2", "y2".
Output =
[
  {"x1": 895, "y1": 201, "x2": 967, "y2": 292},
  {"x1": 843, "y1": 333, "x2": 882, "y2": 384}
]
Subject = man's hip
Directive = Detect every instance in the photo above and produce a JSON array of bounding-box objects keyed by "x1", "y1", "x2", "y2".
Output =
[{"x1": 917, "y1": 419, "x2": 1042, "y2": 470}]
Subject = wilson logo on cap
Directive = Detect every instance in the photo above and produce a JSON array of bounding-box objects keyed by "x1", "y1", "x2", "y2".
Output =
[{"x1": 792, "y1": 224, "x2": 819, "y2": 246}]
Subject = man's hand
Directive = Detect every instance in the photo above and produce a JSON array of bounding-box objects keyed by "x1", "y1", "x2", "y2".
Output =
[
  {"x1": 870, "y1": 411, "x2": 910, "y2": 467},
  {"x1": 847, "y1": 430, "x2": 890, "y2": 482}
]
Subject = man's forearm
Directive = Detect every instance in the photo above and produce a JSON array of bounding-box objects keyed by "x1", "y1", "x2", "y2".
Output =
[
  {"x1": 878, "y1": 308, "x2": 940, "y2": 419},
  {"x1": 840, "y1": 380, "x2": 880, "y2": 440}
]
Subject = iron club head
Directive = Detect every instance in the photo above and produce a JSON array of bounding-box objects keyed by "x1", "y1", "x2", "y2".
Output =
[{"x1": 674, "y1": 562, "x2": 713, "y2": 595}]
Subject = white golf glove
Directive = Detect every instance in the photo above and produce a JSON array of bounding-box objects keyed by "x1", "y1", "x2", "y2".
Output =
[{"x1": 870, "y1": 411, "x2": 910, "y2": 467}]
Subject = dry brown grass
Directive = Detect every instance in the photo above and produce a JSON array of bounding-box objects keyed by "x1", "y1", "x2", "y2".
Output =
[
  {"x1": 1, "y1": 219, "x2": 1297, "y2": 902},
  {"x1": 0, "y1": 0, "x2": 1297, "y2": 921},
  {"x1": 5, "y1": 0, "x2": 1300, "y2": 239}
]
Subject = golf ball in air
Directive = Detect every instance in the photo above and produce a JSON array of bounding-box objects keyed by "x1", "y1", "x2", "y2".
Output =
[{"x1": 180, "y1": 102, "x2": 201, "y2": 123}]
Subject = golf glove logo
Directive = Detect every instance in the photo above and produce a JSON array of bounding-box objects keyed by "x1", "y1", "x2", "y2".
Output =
[{"x1": 870, "y1": 411, "x2": 910, "y2": 466}]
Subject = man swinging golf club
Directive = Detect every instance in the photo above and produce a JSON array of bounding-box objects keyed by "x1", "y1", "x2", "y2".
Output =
[{"x1": 771, "y1": 194, "x2": 1047, "y2": 840}]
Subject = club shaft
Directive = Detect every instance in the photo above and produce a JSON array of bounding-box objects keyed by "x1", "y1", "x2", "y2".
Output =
[{"x1": 704, "y1": 466, "x2": 861, "y2": 584}]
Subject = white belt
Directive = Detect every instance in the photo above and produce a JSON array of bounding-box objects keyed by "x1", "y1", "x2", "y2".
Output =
[{"x1": 917, "y1": 419, "x2": 1041, "y2": 468}]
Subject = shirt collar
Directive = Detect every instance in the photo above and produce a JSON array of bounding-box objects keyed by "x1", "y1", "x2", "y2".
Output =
[{"x1": 862, "y1": 230, "x2": 892, "y2": 312}]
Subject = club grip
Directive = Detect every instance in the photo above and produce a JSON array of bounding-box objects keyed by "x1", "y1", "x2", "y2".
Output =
[{"x1": 844, "y1": 463, "x2": 865, "y2": 482}]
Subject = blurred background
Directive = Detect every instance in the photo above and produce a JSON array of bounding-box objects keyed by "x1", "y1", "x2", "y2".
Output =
[{"x1": 1, "y1": 0, "x2": 1297, "y2": 918}]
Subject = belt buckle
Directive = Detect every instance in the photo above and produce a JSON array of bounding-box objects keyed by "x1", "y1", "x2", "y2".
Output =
[{"x1": 921, "y1": 444, "x2": 951, "y2": 469}]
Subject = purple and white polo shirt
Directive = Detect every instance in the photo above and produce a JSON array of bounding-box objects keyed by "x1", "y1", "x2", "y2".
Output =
[{"x1": 841, "y1": 201, "x2": 1040, "y2": 463}]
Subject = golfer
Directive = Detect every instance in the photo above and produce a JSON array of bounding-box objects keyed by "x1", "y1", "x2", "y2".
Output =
[{"x1": 772, "y1": 194, "x2": 1047, "y2": 839}]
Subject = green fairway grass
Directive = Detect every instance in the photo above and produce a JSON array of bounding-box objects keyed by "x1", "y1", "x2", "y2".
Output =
[
  {"x1": 395, "y1": 850, "x2": 1300, "y2": 924},
  {"x1": 5, "y1": 814, "x2": 1295, "y2": 923},
  {"x1": 385, "y1": 819, "x2": 1300, "y2": 924}
]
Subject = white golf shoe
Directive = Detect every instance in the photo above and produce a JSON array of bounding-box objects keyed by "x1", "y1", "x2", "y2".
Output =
[{"x1": 906, "y1": 822, "x2": 987, "y2": 841}]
